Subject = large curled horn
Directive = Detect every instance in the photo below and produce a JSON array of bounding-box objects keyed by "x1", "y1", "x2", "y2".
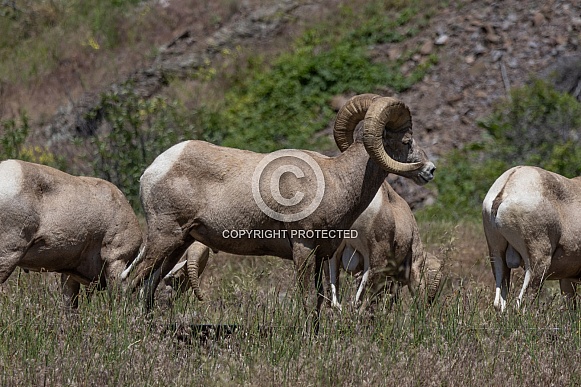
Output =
[
  {"x1": 363, "y1": 97, "x2": 423, "y2": 173},
  {"x1": 426, "y1": 260, "x2": 443, "y2": 303},
  {"x1": 186, "y1": 242, "x2": 210, "y2": 302},
  {"x1": 333, "y1": 94, "x2": 380, "y2": 152}
]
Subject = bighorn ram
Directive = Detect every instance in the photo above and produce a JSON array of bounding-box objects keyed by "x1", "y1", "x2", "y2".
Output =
[
  {"x1": 167, "y1": 183, "x2": 442, "y2": 311},
  {"x1": 127, "y1": 94, "x2": 435, "y2": 325},
  {"x1": 482, "y1": 165, "x2": 581, "y2": 312},
  {"x1": 325, "y1": 180, "x2": 442, "y2": 311},
  {"x1": 0, "y1": 160, "x2": 142, "y2": 308}
]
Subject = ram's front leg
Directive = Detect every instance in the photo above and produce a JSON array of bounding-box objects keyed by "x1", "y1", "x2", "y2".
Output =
[
  {"x1": 326, "y1": 253, "x2": 342, "y2": 311},
  {"x1": 293, "y1": 242, "x2": 323, "y2": 334}
]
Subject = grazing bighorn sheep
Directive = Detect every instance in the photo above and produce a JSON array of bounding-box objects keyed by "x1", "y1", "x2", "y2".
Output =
[
  {"x1": 127, "y1": 94, "x2": 435, "y2": 325},
  {"x1": 325, "y1": 180, "x2": 442, "y2": 311},
  {"x1": 0, "y1": 160, "x2": 142, "y2": 308},
  {"x1": 482, "y1": 165, "x2": 581, "y2": 312},
  {"x1": 161, "y1": 241, "x2": 210, "y2": 301},
  {"x1": 167, "y1": 182, "x2": 442, "y2": 310}
]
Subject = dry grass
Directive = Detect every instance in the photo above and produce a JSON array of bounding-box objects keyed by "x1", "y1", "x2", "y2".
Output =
[
  {"x1": 0, "y1": 0, "x2": 281, "y2": 123},
  {"x1": 2, "y1": 0, "x2": 580, "y2": 384},
  {"x1": 1, "y1": 219, "x2": 580, "y2": 386}
]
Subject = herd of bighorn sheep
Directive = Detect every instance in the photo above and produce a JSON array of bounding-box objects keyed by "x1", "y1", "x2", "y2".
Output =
[
  {"x1": 1, "y1": 93, "x2": 577, "y2": 322},
  {"x1": 160, "y1": 180, "x2": 443, "y2": 311}
]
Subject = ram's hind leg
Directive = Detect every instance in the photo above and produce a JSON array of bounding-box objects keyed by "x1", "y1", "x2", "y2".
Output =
[
  {"x1": 492, "y1": 257, "x2": 510, "y2": 312},
  {"x1": 137, "y1": 223, "x2": 194, "y2": 311},
  {"x1": 143, "y1": 240, "x2": 192, "y2": 311},
  {"x1": 0, "y1": 230, "x2": 33, "y2": 284},
  {"x1": 61, "y1": 274, "x2": 81, "y2": 310},
  {"x1": 516, "y1": 237, "x2": 552, "y2": 310},
  {"x1": 484, "y1": 228, "x2": 510, "y2": 312},
  {"x1": 490, "y1": 249, "x2": 510, "y2": 313}
]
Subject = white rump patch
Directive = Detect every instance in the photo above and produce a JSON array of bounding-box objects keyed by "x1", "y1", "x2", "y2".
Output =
[
  {"x1": 0, "y1": 160, "x2": 23, "y2": 201},
  {"x1": 140, "y1": 141, "x2": 189, "y2": 196}
]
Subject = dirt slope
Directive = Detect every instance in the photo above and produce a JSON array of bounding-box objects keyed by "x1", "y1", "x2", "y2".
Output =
[
  {"x1": 16, "y1": 0, "x2": 578, "y2": 156},
  {"x1": 396, "y1": 0, "x2": 581, "y2": 157},
  {"x1": 7, "y1": 0, "x2": 581, "y2": 208}
]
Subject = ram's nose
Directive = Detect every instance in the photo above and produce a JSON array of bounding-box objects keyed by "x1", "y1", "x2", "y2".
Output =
[{"x1": 417, "y1": 162, "x2": 436, "y2": 185}]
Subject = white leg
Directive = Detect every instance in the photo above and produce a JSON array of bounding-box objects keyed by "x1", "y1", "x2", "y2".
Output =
[
  {"x1": 516, "y1": 269, "x2": 531, "y2": 309},
  {"x1": 493, "y1": 256, "x2": 509, "y2": 312},
  {"x1": 328, "y1": 256, "x2": 342, "y2": 311},
  {"x1": 354, "y1": 253, "x2": 370, "y2": 307},
  {"x1": 354, "y1": 269, "x2": 369, "y2": 306}
]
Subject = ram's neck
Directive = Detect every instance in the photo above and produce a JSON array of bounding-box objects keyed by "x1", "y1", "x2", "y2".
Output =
[{"x1": 317, "y1": 142, "x2": 389, "y2": 230}]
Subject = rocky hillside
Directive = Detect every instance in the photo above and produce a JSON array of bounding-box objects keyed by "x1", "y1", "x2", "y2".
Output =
[
  {"x1": 396, "y1": 0, "x2": 581, "y2": 155},
  {"x1": 6, "y1": 0, "x2": 581, "y2": 206},
  {"x1": 383, "y1": 0, "x2": 581, "y2": 205}
]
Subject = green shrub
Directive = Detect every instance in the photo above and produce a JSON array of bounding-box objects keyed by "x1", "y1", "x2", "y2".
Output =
[
  {"x1": 0, "y1": 112, "x2": 29, "y2": 160},
  {"x1": 0, "y1": 112, "x2": 64, "y2": 167},
  {"x1": 417, "y1": 144, "x2": 510, "y2": 222},
  {"x1": 192, "y1": 2, "x2": 437, "y2": 153},
  {"x1": 87, "y1": 88, "x2": 192, "y2": 211},
  {"x1": 480, "y1": 78, "x2": 581, "y2": 174},
  {"x1": 419, "y1": 79, "x2": 581, "y2": 222}
]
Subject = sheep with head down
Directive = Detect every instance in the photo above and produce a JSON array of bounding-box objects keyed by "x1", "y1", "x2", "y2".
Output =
[
  {"x1": 325, "y1": 180, "x2": 442, "y2": 311},
  {"x1": 0, "y1": 160, "x2": 142, "y2": 309}
]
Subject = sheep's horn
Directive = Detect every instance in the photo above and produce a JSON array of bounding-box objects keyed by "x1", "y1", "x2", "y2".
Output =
[
  {"x1": 423, "y1": 253, "x2": 443, "y2": 303},
  {"x1": 363, "y1": 97, "x2": 423, "y2": 173},
  {"x1": 186, "y1": 242, "x2": 210, "y2": 302},
  {"x1": 427, "y1": 267, "x2": 442, "y2": 302},
  {"x1": 333, "y1": 94, "x2": 380, "y2": 152}
]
